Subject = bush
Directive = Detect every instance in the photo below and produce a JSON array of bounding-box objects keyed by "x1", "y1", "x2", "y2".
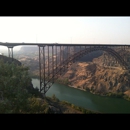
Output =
[
  {"x1": 107, "y1": 92, "x2": 124, "y2": 98},
  {"x1": 27, "y1": 96, "x2": 50, "y2": 113},
  {"x1": 52, "y1": 94, "x2": 59, "y2": 102},
  {"x1": 61, "y1": 101, "x2": 71, "y2": 106},
  {"x1": 71, "y1": 104, "x2": 75, "y2": 108}
]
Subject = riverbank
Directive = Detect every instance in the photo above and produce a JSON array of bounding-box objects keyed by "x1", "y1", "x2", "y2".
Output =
[
  {"x1": 68, "y1": 85, "x2": 86, "y2": 91},
  {"x1": 69, "y1": 84, "x2": 130, "y2": 101}
]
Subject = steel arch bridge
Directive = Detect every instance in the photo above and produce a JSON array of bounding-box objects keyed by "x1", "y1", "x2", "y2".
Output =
[{"x1": 0, "y1": 42, "x2": 130, "y2": 95}]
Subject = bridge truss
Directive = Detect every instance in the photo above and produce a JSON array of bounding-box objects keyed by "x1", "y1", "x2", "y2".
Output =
[{"x1": 38, "y1": 44, "x2": 130, "y2": 95}]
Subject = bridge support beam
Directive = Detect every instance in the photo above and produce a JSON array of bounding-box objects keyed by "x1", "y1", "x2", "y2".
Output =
[
  {"x1": 7, "y1": 46, "x2": 14, "y2": 61},
  {"x1": 38, "y1": 45, "x2": 46, "y2": 94},
  {"x1": 38, "y1": 45, "x2": 57, "y2": 95}
]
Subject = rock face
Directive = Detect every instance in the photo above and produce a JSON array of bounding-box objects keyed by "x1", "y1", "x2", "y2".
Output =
[{"x1": 59, "y1": 61, "x2": 130, "y2": 96}]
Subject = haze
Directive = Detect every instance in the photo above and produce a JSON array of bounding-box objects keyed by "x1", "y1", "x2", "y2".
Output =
[{"x1": 0, "y1": 16, "x2": 130, "y2": 51}]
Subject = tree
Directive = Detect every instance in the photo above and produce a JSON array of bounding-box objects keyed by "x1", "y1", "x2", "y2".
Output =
[{"x1": 0, "y1": 60, "x2": 31, "y2": 113}]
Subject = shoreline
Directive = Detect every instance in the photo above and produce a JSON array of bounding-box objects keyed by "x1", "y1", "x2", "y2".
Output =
[{"x1": 68, "y1": 85, "x2": 86, "y2": 92}]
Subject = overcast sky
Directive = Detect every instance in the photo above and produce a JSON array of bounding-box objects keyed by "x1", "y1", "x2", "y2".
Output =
[{"x1": 0, "y1": 16, "x2": 130, "y2": 51}]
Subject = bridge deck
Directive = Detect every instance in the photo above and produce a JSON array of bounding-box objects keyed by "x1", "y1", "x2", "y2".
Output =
[{"x1": 0, "y1": 42, "x2": 130, "y2": 47}]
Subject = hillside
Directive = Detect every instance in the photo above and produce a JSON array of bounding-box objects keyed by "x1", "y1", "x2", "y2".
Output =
[
  {"x1": 0, "y1": 55, "x2": 21, "y2": 65},
  {"x1": 59, "y1": 62, "x2": 130, "y2": 96}
]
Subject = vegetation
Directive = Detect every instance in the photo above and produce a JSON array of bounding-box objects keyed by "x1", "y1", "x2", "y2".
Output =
[
  {"x1": 51, "y1": 94, "x2": 60, "y2": 102},
  {"x1": 106, "y1": 92, "x2": 124, "y2": 98},
  {"x1": 123, "y1": 95, "x2": 130, "y2": 101},
  {"x1": 0, "y1": 59, "x2": 97, "y2": 113},
  {"x1": 56, "y1": 78, "x2": 70, "y2": 85},
  {"x1": 88, "y1": 90, "x2": 126, "y2": 99},
  {"x1": 60, "y1": 100, "x2": 99, "y2": 114},
  {"x1": 0, "y1": 59, "x2": 50, "y2": 113}
]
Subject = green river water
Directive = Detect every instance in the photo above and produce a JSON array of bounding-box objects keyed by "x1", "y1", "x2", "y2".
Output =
[{"x1": 32, "y1": 78, "x2": 130, "y2": 113}]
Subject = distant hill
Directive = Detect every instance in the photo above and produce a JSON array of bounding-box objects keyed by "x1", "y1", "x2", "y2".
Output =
[
  {"x1": 19, "y1": 46, "x2": 38, "y2": 53},
  {"x1": 0, "y1": 55, "x2": 21, "y2": 66}
]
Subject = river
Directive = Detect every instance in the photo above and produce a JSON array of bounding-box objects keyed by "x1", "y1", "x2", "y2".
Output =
[{"x1": 32, "y1": 78, "x2": 130, "y2": 113}]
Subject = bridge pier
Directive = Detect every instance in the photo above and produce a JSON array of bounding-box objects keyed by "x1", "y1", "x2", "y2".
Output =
[
  {"x1": 38, "y1": 45, "x2": 46, "y2": 93},
  {"x1": 7, "y1": 46, "x2": 14, "y2": 61}
]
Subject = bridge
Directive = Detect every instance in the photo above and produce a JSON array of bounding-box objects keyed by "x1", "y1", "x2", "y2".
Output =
[{"x1": 0, "y1": 42, "x2": 130, "y2": 95}]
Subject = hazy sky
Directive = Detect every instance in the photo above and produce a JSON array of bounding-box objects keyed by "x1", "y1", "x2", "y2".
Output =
[{"x1": 0, "y1": 16, "x2": 130, "y2": 51}]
